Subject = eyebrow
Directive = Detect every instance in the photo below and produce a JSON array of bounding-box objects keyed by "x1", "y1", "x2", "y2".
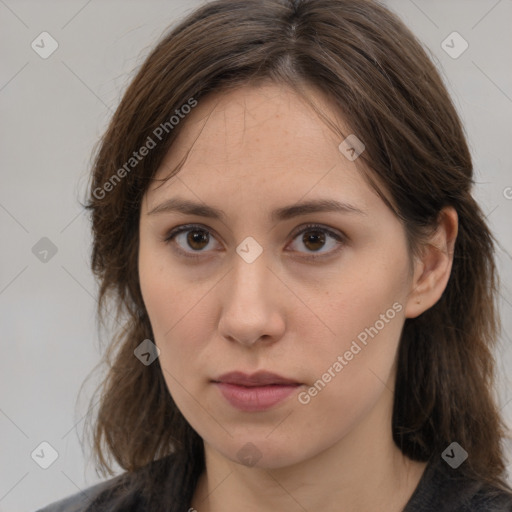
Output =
[{"x1": 147, "y1": 197, "x2": 367, "y2": 221}]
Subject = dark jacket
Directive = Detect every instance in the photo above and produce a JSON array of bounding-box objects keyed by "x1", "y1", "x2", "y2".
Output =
[{"x1": 36, "y1": 453, "x2": 512, "y2": 511}]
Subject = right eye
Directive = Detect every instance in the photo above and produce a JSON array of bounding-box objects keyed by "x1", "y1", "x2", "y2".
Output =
[{"x1": 164, "y1": 224, "x2": 221, "y2": 259}]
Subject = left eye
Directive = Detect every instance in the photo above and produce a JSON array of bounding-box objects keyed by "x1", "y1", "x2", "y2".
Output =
[
  {"x1": 164, "y1": 223, "x2": 344, "y2": 260},
  {"x1": 287, "y1": 224, "x2": 344, "y2": 257}
]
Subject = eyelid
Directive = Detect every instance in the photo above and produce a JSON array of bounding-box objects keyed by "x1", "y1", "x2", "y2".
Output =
[
  {"x1": 289, "y1": 223, "x2": 343, "y2": 242},
  {"x1": 164, "y1": 222, "x2": 345, "y2": 260}
]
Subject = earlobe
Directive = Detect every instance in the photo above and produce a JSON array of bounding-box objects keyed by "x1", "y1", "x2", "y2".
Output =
[{"x1": 404, "y1": 207, "x2": 458, "y2": 319}]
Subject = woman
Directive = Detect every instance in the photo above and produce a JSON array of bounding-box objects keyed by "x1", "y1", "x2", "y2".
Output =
[{"x1": 37, "y1": 0, "x2": 512, "y2": 510}]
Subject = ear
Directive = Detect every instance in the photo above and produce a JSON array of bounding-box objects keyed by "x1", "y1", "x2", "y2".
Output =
[{"x1": 404, "y1": 206, "x2": 458, "y2": 319}]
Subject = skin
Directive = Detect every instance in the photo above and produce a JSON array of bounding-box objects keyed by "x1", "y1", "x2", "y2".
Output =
[{"x1": 138, "y1": 82, "x2": 458, "y2": 512}]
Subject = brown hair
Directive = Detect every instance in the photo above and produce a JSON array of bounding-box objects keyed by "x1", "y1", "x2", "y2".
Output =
[{"x1": 82, "y1": 0, "x2": 511, "y2": 508}]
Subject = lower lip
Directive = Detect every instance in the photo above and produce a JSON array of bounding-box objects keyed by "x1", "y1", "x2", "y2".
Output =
[{"x1": 214, "y1": 382, "x2": 300, "y2": 412}]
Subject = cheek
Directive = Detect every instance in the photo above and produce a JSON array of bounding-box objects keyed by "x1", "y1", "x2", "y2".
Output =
[
  {"x1": 139, "y1": 236, "x2": 183, "y2": 337},
  {"x1": 294, "y1": 286, "x2": 404, "y2": 445},
  {"x1": 139, "y1": 267, "x2": 171, "y2": 338},
  {"x1": 302, "y1": 258, "x2": 407, "y2": 392},
  {"x1": 138, "y1": 250, "x2": 211, "y2": 380},
  {"x1": 139, "y1": 263, "x2": 205, "y2": 416}
]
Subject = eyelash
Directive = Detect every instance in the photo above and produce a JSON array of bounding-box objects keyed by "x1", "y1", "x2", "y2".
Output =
[{"x1": 163, "y1": 223, "x2": 345, "y2": 261}]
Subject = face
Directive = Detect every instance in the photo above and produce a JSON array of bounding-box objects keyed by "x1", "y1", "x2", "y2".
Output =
[{"x1": 138, "y1": 83, "x2": 416, "y2": 469}]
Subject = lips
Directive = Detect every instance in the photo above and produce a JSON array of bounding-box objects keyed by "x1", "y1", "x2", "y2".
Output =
[
  {"x1": 212, "y1": 371, "x2": 302, "y2": 412},
  {"x1": 213, "y1": 371, "x2": 301, "y2": 387}
]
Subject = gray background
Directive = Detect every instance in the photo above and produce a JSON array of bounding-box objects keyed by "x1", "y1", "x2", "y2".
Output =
[{"x1": 0, "y1": 1, "x2": 511, "y2": 510}]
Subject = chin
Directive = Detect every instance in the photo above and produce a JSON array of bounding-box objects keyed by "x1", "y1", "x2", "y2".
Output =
[{"x1": 207, "y1": 434, "x2": 320, "y2": 470}]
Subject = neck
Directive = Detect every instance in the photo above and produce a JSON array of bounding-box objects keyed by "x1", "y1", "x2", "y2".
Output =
[{"x1": 190, "y1": 390, "x2": 427, "y2": 512}]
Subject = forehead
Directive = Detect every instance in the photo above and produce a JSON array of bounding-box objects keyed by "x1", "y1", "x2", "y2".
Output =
[{"x1": 146, "y1": 83, "x2": 380, "y2": 215}]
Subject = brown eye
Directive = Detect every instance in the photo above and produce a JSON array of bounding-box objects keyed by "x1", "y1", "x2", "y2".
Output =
[
  {"x1": 301, "y1": 229, "x2": 326, "y2": 252},
  {"x1": 186, "y1": 229, "x2": 210, "y2": 251},
  {"x1": 288, "y1": 224, "x2": 344, "y2": 259},
  {"x1": 164, "y1": 224, "x2": 221, "y2": 259},
  {"x1": 165, "y1": 223, "x2": 344, "y2": 261}
]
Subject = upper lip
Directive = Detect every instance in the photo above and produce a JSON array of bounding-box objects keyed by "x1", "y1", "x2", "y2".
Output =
[{"x1": 213, "y1": 371, "x2": 301, "y2": 387}]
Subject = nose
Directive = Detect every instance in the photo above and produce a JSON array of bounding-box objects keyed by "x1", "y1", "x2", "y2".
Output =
[{"x1": 217, "y1": 252, "x2": 286, "y2": 347}]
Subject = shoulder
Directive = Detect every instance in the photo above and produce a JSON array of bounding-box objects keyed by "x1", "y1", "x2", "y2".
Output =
[
  {"x1": 403, "y1": 454, "x2": 512, "y2": 512},
  {"x1": 34, "y1": 478, "x2": 119, "y2": 512},
  {"x1": 467, "y1": 484, "x2": 512, "y2": 511},
  {"x1": 34, "y1": 453, "x2": 186, "y2": 512}
]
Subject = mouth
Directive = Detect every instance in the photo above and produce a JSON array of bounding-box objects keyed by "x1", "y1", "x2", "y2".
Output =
[
  {"x1": 213, "y1": 371, "x2": 302, "y2": 387},
  {"x1": 212, "y1": 371, "x2": 302, "y2": 412}
]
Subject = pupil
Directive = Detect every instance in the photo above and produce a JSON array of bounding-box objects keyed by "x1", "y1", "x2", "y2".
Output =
[
  {"x1": 188, "y1": 230, "x2": 208, "y2": 250},
  {"x1": 304, "y1": 231, "x2": 325, "y2": 251}
]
